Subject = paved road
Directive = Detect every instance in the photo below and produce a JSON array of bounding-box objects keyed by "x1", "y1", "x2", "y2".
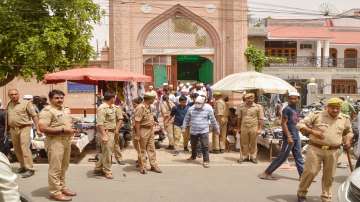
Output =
[{"x1": 17, "y1": 160, "x2": 350, "y2": 202}]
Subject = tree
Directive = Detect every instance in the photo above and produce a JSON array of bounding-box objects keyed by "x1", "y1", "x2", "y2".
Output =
[
  {"x1": 245, "y1": 45, "x2": 287, "y2": 72},
  {"x1": 245, "y1": 45, "x2": 266, "y2": 72},
  {"x1": 0, "y1": 0, "x2": 103, "y2": 86}
]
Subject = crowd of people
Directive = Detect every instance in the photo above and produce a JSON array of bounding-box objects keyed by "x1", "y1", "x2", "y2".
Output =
[{"x1": 0, "y1": 83, "x2": 359, "y2": 202}]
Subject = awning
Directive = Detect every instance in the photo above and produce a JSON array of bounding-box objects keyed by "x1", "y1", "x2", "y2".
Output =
[{"x1": 44, "y1": 67, "x2": 151, "y2": 84}]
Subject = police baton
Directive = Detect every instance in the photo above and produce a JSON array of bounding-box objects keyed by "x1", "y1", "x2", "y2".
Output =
[{"x1": 344, "y1": 147, "x2": 354, "y2": 172}]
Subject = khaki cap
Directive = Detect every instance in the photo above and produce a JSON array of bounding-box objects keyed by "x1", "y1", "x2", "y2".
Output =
[
  {"x1": 144, "y1": 91, "x2": 156, "y2": 98},
  {"x1": 213, "y1": 91, "x2": 222, "y2": 96},
  {"x1": 327, "y1": 97, "x2": 343, "y2": 106}
]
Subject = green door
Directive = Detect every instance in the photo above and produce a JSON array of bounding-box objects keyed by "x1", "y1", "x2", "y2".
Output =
[
  {"x1": 153, "y1": 64, "x2": 167, "y2": 88},
  {"x1": 198, "y1": 60, "x2": 213, "y2": 84}
]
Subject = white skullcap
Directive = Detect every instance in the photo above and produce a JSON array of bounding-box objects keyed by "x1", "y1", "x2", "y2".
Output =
[
  {"x1": 181, "y1": 88, "x2": 189, "y2": 93},
  {"x1": 23, "y1": 95, "x2": 33, "y2": 99},
  {"x1": 195, "y1": 96, "x2": 205, "y2": 104},
  {"x1": 186, "y1": 82, "x2": 190, "y2": 86},
  {"x1": 288, "y1": 92, "x2": 300, "y2": 97},
  {"x1": 179, "y1": 83, "x2": 184, "y2": 87},
  {"x1": 163, "y1": 83, "x2": 168, "y2": 86}
]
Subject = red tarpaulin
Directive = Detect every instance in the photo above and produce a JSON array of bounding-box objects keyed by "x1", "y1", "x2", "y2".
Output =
[{"x1": 43, "y1": 67, "x2": 151, "y2": 84}]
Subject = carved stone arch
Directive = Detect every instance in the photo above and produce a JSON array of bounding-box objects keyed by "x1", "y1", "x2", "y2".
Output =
[{"x1": 137, "y1": 4, "x2": 222, "y2": 81}]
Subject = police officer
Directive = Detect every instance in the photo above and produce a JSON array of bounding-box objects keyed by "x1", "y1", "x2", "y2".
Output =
[
  {"x1": 296, "y1": 98, "x2": 353, "y2": 202},
  {"x1": 38, "y1": 90, "x2": 76, "y2": 201},
  {"x1": 211, "y1": 91, "x2": 228, "y2": 154},
  {"x1": 7, "y1": 89, "x2": 40, "y2": 178},
  {"x1": 237, "y1": 93, "x2": 264, "y2": 164},
  {"x1": 113, "y1": 105, "x2": 125, "y2": 165},
  {"x1": 93, "y1": 92, "x2": 119, "y2": 179},
  {"x1": 134, "y1": 92, "x2": 162, "y2": 174},
  {"x1": 160, "y1": 94, "x2": 175, "y2": 150}
]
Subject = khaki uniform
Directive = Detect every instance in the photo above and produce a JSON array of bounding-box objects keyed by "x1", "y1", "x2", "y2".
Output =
[
  {"x1": 39, "y1": 105, "x2": 73, "y2": 195},
  {"x1": 238, "y1": 103, "x2": 264, "y2": 160},
  {"x1": 297, "y1": 111, "x2": 353, "y2": 202},
  {"x1": 134, "y1": 103, "x2": 158, "y2": 169},
  {"x1": 95, "y1": 103, "x2": 117, "y2": 175},
  {"x1": 213, "y1": 98, "x2": 228, "y2": 151},
  {"x1": 160, "y1": 101, "x2": 175, "y2": 146},
  {"x1": 114, "y1": 107, "x2": 124, "y2": 161},
  {"x1": 7, "y1": 100, "x2": 37, "y2": 171}
]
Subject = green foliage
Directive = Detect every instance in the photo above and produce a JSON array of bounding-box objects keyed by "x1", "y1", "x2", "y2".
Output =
[
  {"x1": 245, "y1": 45, "x2": 266, "y2": 72},
  {"x1": 0, "y1": 0, "x2": 103, "y2": 86},
  {"x1": 266, "y1": 56, "x2": 287, "y2": 64},
  {"x1": 245, "y1": 45, "x2": 287, "y2": 72}
]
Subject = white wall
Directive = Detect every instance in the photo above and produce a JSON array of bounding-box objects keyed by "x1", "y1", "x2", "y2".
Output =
[{"x1": 297, "y1": 41, "x2": 316, "y2": 57}]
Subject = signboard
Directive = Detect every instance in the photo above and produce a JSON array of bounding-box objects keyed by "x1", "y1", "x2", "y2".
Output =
[{"x1": 67, "y1": 82, "x2": 95, "y2": 93}]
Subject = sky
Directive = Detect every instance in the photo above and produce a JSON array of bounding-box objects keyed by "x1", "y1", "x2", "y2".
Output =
[{"x1": 91, "y1": 0, "x2": 360, "y2": 51}]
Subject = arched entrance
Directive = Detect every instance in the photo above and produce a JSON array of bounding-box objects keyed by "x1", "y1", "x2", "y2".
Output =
[{"x1": 137, "y1": 4, "x2": 221, "y2": 88}]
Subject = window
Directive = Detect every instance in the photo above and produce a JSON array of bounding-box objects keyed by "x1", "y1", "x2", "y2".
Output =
[
  {"x1": 265, "y1": 41, "x2": 297, "y2": 58},
  {"x1": 332, "y1": 79, "x2": 357, "y2": 94},
  {"x1": 300, "y1": 44, "x2": 313, "y2": 49}
]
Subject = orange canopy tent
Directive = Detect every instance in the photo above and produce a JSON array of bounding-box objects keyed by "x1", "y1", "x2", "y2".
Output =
[{"x1": 43, "y1": 67, "x2": 151, "y2": 84}]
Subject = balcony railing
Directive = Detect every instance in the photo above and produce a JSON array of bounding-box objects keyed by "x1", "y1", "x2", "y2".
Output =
[{"x1": 266, "y1": 56, "x2": 360, "y2": 68}]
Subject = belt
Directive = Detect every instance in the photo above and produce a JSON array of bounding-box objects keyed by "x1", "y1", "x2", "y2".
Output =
[
  {"x1": 141, "y1": 125, "x2": 153, "y2": 129},
  {"x1": 11, "y1": 124, "x2": 32, "y2": 129},
  {"x1": 105, "y1": 129, "x2": 116, "y2": 132},
  {"x1": 310, "y1": 142, "x2": 341, "y2": 150}
]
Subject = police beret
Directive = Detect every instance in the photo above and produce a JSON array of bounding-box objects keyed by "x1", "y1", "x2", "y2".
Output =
[{"x1": 327, "y1": 97, "x2": 343, "y2": 106}]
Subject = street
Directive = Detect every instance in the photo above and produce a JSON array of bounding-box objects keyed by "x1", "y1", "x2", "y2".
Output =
[{"x1": 16, "y1": 148, "x2": 351, "y2": 202}]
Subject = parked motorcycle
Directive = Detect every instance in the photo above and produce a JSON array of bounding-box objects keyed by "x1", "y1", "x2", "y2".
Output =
[
  {"x1": 153, "y1": 116, "x2": 166, "y2": 149},
  {"x1": 118, "y1": 112, "x2": 132, "y2": 149}
]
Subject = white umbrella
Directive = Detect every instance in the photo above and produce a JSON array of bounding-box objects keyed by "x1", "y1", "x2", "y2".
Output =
[{"x1": 212, "y1": 71, "x2": 297, "y2": 94}]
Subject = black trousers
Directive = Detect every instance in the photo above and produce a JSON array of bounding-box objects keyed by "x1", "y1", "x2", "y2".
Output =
[{"x1": 190, "y1": 133, "x2": 209, "y2": 162}]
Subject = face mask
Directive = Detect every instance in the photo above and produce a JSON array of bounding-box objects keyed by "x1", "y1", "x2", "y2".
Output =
[{"x1": 195, "y1": 103, "x2": 203, "y2": 109}]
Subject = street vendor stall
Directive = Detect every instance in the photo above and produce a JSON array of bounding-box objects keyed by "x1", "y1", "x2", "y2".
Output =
[
  {"x1": 212, "y1": 71, "x2": 299, "y2": 160},
  {"x1": 32, "y1": 67, "x2": 151, "y2": 156}
]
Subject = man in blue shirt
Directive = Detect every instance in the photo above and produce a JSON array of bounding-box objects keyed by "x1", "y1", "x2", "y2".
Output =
[
  {"x1": 171, "y1": 96, "x2": 190, "y2": 152},
  {"x1": 182, "y1": 96, "x2": 219, "y2": 168},
  {"x1": 259, "y1": 92, "x2": 304, "y2": 180}
]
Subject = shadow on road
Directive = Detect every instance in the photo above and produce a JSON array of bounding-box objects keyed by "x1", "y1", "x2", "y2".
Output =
[
  {"x1": 86, "y1": 170, "x2": 106, "y2": 179},
  {"x1": 172, "y1": 159, "x2": 202, "y2": 165},
  {"x1": 274, "y1": 174, "x2": 299, "y2": 182},
  {"x1": 334, "y1": 175, "x2": 348, "y2": 183},
  {"x1": 267, "y1": 194, "x2": 321, "y2": 202},
  {"x1": 223, "y1": 156, "x2": 238, "y2": 162},
  {"x1": 122, "y1": 165, "x2": 140, "y2": 173},
  {"x1": 30, "y1": 186, "x2": 48, "y2": 198}
]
